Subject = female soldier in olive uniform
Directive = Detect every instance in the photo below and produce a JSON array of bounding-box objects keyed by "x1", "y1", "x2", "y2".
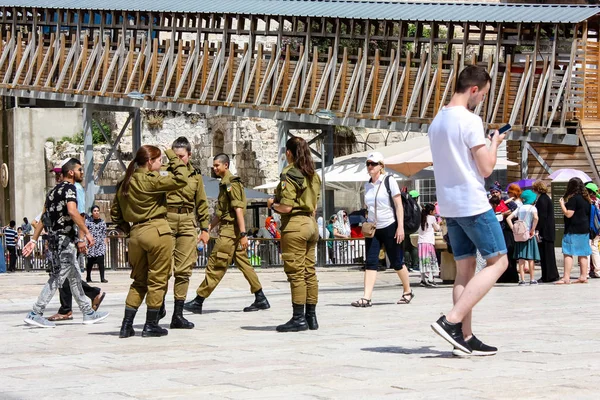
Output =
[
  {"x1": 163, "y1": 137, "x2": 210, "y2": 330},
  {"x1": 268, "y1": 137, "x2": 322, "y2": 332},
  {"x1": 111, "y1": 145, "x2": 187, "y2": 338}
]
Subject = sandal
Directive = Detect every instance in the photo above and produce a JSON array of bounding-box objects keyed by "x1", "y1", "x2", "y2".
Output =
[
  {"x1": 573, "y1": 279, "x2": 589, "y2": 284},
  {"x1": 48, "y1": 312, "x2": 73, "y2": 321},
  {"x1": 397, "y1": 291, "x2": 415, "y2": 304},
  {"x1": 351, "y1": 298, "x2": 372, "y2": 308},
  {"x1": 555, "y1": 279, "x2": 571, "y2": 285}
]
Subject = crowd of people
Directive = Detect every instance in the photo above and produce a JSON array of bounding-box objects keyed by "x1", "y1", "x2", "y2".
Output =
[{"x1": 4, "y1": 64, "x2": 598, "y2": 358}]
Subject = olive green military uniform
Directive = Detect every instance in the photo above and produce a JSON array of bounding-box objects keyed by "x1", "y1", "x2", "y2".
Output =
[
  {"x1": 195, "y1": 170, "x2": 262, "y2": 298},
  {"x1": 111, "y1": 149, "x2": 187, "y2": 310},
  {"x1": 165, "y1": 163, "x2": 209, "y2": 301},
  {"x1": 275, "y1": 163, "x2": 321, "y2": 305}
]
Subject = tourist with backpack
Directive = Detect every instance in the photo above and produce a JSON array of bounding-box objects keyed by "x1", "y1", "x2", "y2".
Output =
[
  {"x1": 506, "y1": 190, "x2": 540, "y2": 285},
  {"x1": 557, "y1": 177, "x2": 592, "y2": 284},
  {"x1": 350, "y1": 152, "x2": 415, "y2": 307},
  {"x1": 585, "y1": 182, "x2": 600, "y2": 278}
]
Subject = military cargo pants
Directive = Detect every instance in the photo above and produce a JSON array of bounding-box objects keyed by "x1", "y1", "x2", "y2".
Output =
[
  {"x1": 126, "y1": 219, "x2": 173, "y2": 309},
  {"x1": 167, "y1": 212, "x2": 198, "y2": 300},
  {"x1": 196, "y1": 223, "x2": 262, "y2": 298},
  {"x1": 280, "y1": 215, "x2": 319, "y2": 304}
]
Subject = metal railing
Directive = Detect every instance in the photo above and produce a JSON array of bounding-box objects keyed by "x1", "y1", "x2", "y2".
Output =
[{"x1": 1, "y1": 233, "x2": 367, "y2": 271}]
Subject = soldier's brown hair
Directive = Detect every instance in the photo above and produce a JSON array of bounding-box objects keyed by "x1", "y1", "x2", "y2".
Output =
[
  {"x1": 286, "y1": 136, "x2": 315, "y2": 179},
  {"x1": 120, "y1": 145, "x2": 161, "y2": 197}
]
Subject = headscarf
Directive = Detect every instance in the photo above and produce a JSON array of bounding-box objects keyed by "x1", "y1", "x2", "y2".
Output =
[
  {"x1": 317, "y1": 217, "x2": 329, "y2": 239},
  {"x1": 265, "y1": 216, "x2": 280, "y2": 239},
  {"x1": 521, "y1": 190, "x2": 537, "y2": 206},
  {"x1": 489, "y1": 181, "x2": 502, "y2": 194},
  {"x1": 334, "y1": 210, "x2": 351, "y2": 236}
]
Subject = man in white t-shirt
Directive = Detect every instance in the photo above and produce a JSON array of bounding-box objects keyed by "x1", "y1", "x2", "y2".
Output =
[{"x1": 428, "y1": 65, "x2": 509, "y2": 357}]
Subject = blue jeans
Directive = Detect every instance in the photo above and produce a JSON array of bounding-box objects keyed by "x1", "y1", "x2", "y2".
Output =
[
  {"x1": 446, "y1": 209, "x2": 507, "y2": 261},
  {"x1": 364, "y1": 222, "x2": 405, "y2": 271}
]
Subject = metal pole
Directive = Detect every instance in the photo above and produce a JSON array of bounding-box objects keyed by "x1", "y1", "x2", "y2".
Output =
[
  {"x1": 132, "y1": 108, "x2": 142, "y2": 153},
  {"x1": 83, "y1": 105, "x2": 95, "y2": 212}
]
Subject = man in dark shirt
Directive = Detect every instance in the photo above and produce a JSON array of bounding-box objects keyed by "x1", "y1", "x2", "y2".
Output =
[
  {"x1": 4, "y1": 221, "x2": 18, "y2": 272},
  {"x1": 22, "y1": 158, "x2": 109, "y2": 328}
]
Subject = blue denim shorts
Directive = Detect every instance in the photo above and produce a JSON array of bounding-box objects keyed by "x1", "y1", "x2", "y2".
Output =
[{"x1": 446, "y1": 208, "x2": 507, "y2": 261}]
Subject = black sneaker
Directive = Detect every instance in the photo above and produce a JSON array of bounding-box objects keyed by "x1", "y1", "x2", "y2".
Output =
[
  {"x1": 431, "y1": 315, "x2": 472, "y2": 354},
  {"x1": 452, "y1": 335, "x2": 497, "y2": 357}
]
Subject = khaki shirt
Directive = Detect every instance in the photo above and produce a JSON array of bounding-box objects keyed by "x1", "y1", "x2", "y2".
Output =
[
  {"x1": 275, "y1": 163, "x2": 321, "y2": 216},
  {"x1": 164, "y1": 162, "x2": 209, "y2": 230},
  {"x1": 217, "y1": 170, "x2": 246, "y2": 223},
  {"x1": 111, "y1": 149, "x2": 188, "y2": 229}
]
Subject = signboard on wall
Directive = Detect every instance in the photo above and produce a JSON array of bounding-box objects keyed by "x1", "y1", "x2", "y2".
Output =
[{"x1": 551, "y1": 181, "x2": 568, "y2": 248}]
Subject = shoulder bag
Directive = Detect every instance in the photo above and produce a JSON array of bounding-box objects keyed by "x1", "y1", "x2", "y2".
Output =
[{"x1": 361, "y1": 179, "x2": 382, "y2": 238}]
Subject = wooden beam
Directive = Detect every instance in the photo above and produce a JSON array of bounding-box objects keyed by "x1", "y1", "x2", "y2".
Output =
[
  {"x1": 503, "y1": 54, "x2": 512, "y2": 122},
  {"x1": 99, "y1": 38, "x2": 123, "y2": 95},
  {"x1": 225, "y1": 44, "x2": 250, "y2": 105},
  {"x1": 282, "y1": 46, "x2": 306, "y2": 111},
  {"x1": 124, "y1": 38, "x2": 149, "y2": 95},
  {"x1": 401, "y1": 51, "x2": 411, "y2": 115},
  {"x1": 174, "y1": 43, "x2": 199, "y2": 100}
]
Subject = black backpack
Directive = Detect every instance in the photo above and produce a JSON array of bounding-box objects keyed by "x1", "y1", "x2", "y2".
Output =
[{"x1": 384, "y1": 175, "x2": 421, "y2": 235}]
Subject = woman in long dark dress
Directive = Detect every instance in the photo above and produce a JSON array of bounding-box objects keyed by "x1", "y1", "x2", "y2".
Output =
[{"x1": 533, "y1": 181, "x2": 559, "y2": 282}]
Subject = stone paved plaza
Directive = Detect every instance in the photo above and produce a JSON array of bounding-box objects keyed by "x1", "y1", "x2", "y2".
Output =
[{"x1": 1, "y1": 265, "x2": 599, "y2": 400}]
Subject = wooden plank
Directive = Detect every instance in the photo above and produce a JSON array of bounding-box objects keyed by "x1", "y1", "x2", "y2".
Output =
[
  {"x1": 174, "y1": 43, "x2": 199, "y2": 100},
  {"x1": 388, "y1": 61, "x2": 408, "y2": 117},
  {"x1": 100, "y1": 36, "x2": 110, "y2": 84},
  {"x1": 526, "y1": 57, "x2": 549, "y2": 128},
  {"x1": 200, "y1": 45, "x2": 223, "y2": 102},
  {"x1": 212, "y1": 44, "x2": 233, "y2": 101},
  {"x1": 503, "y1": 54, "x2": 512, "y2": 122},
  {"x1": 269, "y1": 45, "x2": 288, "y2": 106},
  {"x1": 401, "y1": 51, "x2": 411, "y2": 115},
  {"x1": 341, "y1": 49, "x2": 365, "y2": 115},
  {"x1": 226, "y1": 42, "x2": 235, "y2": 94},
  {"x1": 10, "y1": 39, "x2": 33, "y2": 87},
  {"x1": 420, "y1": 67, "x2": 438, "y2": 119},
  {"x1": 433, "y1": 50, "x2": 443, "y2": 116},
  {"x1": 310, "y1": 47, "x2": 334, "y2": 113},
  {"x1": 373, "y1": 49, "x2": 396, "y2": 119},
  {"x1": 309, "y1": 46, "x2": 318, "y2": 106},
  {"x1": 438, "y1": 67, "x2": 454, "y2": 112},
  {"x1": 99, "y1": 38, "x2": 123, "y2": 95},
  {"x1": 54, "y1": 36, "x2": 78, "y2": 91},
  {"x1": 240, "y1": 51, "x2": 259, "y2": 104},
  {"x1": 561, "y1": 38, "x2": 578, "y2": 127},
  {"x1": 339, "y1": 47, "x2": 348, "y2": 110},
  {"x1": 371, "y1": 49, "x2": 380, "y2": 114},
  {"x1": 150, "y1": 38, "x2": 158, "y2": 88},
  {"x1": 282, "y1": 47, "x2": 307, "y2": 111},
  {"x1": 490, "y1": 69, "x2": 507, "y2": 124},
  {"x1": 33, "y1": 34, "x2": 55, "y2": 88},
  {"x1": 185, "y1": 51, "x2": 206, "y2": 100},
  {"x1": 43, "y1": 34, "x2": 67, "y2": 88},
  {"x1": 113, "y1": 39, "x2": 134, "y2": 94},
  {"x1": 225, "y1": 45, "x2": 250, "y2": 105},
  {"x1": 2, "y1": 35, "x2": 20, "y2": 84},
  {"x1": 24, "y1": 34, "x2": 44, "y2": 86},
  {"x1": 509, "y1": 57, "x2": 532, "y2": 125},
  {"x1": 124, "y1": 38, "x2": 149, "y2": 95},
  {"x1": 176, "y1": 40, "x2": 183, "y2": 87},
  {"x1": 281, "y1": 45, "x2": 291, "y2": 103},
  {"x1": 253, "y1": 43, "x2": 262, "y2": 102},
  {"x1": 405, "y1": 52, "x2": 429, "y2": 120},
  {"x1": 547, "y1": 64, "x2": 570, "y2": 128},
  {"x1": 162, "y1": 43, "x2": 181, "y2": 97},
  {"x1": 297, "y1": 56, "x2": 316, "y2": 109},
  {"x1": 254, "y1": 45, "x2": 282, "y2": 105},
  {"x1": 87, "y1": 37, "x2": 110, "y2": 92}
]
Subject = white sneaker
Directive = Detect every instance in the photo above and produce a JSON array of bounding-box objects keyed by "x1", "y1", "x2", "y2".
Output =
[
  {"x1": 83, "y1": 311, "x2": 109, "y2": 325},
  {"x1": 24, "y1": 312, "x2": 56, "y2": 328}
]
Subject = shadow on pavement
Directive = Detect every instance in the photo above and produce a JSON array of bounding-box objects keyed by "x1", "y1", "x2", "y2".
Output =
[
  {"x1": 361, "y1": 346, "x2": 450, "y2": 357},
  {"x1": 240, "y1": 325, "x2": 278, "y2": 331}
]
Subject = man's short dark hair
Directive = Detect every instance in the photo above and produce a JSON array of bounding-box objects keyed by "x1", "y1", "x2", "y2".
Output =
[
  {"x1": 214, "y1": 153, "x2": 230, "y2": 167},
  {"x1": 9, "y1": 220, "x2": 15, "y2": 228},
  {"x1": 455, "y1": 65, "x2": 492, "y2": 94},
  {"x1": 61, "y1": 158, "x2": 82, "y2": 176},
  {"x1": 172, "y1": 136, "x2": 192, "y2": 153}
]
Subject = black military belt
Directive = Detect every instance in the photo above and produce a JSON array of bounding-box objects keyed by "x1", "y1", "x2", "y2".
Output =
[
  {"x1": 167, "y1": 206, "x2": 194, "y2": 214},
  {"x1": 132, "y1": 216, "x2": 166, "y2": 227}
]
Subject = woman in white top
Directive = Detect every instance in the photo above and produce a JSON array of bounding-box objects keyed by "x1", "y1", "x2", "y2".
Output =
[
  {"x1": 418, "y1": 203, "x2": 441, "y2": 287},
  {"x1": 351, "y1": 152, "x2": 414, "y2": 307},
  {"x1": 506, "y1": 190, "x2": 540, "y2": 285}
]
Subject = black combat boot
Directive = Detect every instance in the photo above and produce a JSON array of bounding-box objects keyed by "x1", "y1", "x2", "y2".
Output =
[
  {"x1": 243, "y1": 289, "x2": 271, "y2": 312},
  {"x1": 305, "y1": 304, "x2": 319, "y2": 330},
  {"x1": 158, "y1": 295, "x2": 167, "y2": 321},
  {"x1": 170, "y1": 300, "x2": 195, "y2": 329},
  {"x1": 142, "y1": 308, "x2": 169, "y2": 337},
  {"x1": 276, "y1": 303, "x2": 308, "y2": 332},
  {"x1": 119, "y1": 307, "x2": 137, "y2": 338},
  {"x1": 183, "y1": 295, "x2": 205, "y2": 314}
]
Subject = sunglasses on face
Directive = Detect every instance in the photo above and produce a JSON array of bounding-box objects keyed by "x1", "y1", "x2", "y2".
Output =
[{"x1": 366, "y1": 161, "x2": 380, "y2": 167}]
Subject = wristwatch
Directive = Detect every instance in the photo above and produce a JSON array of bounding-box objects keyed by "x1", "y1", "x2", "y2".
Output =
[
  {"x1": 239, "y1": 231, "x2": 247, "y2": 238},
  {"x1": 200, "y1": 228, "x2": 209, "y2": 232}
]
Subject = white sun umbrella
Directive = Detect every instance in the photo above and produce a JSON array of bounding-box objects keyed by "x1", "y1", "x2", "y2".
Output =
[{"x1": 384, "y1": 144, "x2": 517, "y2": 177}]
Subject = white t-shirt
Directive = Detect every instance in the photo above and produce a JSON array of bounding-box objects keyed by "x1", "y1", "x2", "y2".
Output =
[
  {"x1": 418, "y1": 215, "x2": 440, "y2": 245},
  {"x1": 364, "y1": 174, "x2": 401, "y2": 229},
  {"x1": 428, "y1": 106, "x2": 491, "y2": 218}
]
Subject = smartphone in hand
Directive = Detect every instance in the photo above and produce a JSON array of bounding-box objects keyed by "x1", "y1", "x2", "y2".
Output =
[{"x1": 490, "y1": 123, "x2": 511, "y2": 139}]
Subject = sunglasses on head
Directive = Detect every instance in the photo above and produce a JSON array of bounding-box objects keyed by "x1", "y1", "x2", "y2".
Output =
[{"x1": 366, "y1": 161, "x2": 380, "y2": 167}]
